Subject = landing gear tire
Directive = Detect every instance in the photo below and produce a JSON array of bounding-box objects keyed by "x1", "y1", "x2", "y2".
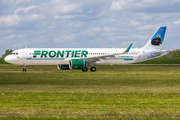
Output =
[
  {"x1": 82, "y1": 67, "x2": 88, "y2": 72},
  {"x1": 90, "y1": 67, "x2": 96, "y2": 72},
  {"x1": 23, "y1": 64, "x2": 26, "y2": 72},
  {"x1": 23, "y1": 68, "x2": 26, "y2": 72}
]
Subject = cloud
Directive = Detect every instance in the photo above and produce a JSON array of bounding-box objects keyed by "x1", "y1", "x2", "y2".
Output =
[
  {"x1": 110, "y1": 0, "x2": 126, "y2": 11},
  {"x1": 129, "y1": 20, "x2": 141, "y2": 26},
  {"x1": 137, "y1": 25, "x2": 158, "y2": 30},
  {"x1": 0, "y1": 13, "x2": 45, "y2": 27},
  {"x1": 0, "y1": 14, "x2": 20, "y2": 26},
  {"x1": 51, "y1": 0, "x2": 60, "y2": 4},
  {"x1": 87, "y1": 9, "x2": 93, "y2": 13},
  {"x1": 110, "y1": 0, "x2": 180, "y2": 13},
  {"x1": 4, "y1": 35, "x2": 16, "y2": 39},
  {"x1": 12, "y1": 40, "x2": 30, "y2": 47},
  {"x1": 174, "y1": 19, "x2": 180, "y2": 24},
  {"x1": 4, "y1": 34, "x2": 25, "y2": 39},
  {"x1": 62, "y1": 15, "x2": 74, "y2": 19},
  {"x1": 50, "y1": 0, "x2": 81, "y2": 14},
  {"x1": 15, "y1": 5, "x2": 38, "y2": 14},
  {"x1": 23, "y1": 14, "x2": 46, "y2": 21},
  {"x1": 54, "y1": 34, "x2": 75, "y2": 43},
  {"x1": 61, "y1": 4, "x2": 81, "y2": 14},
  {"x1": 93, "y1": 27, "x2": 117, "y2": 32},
  {"x1": 69, "y1": 22, "x2": 83, "y2": 27},
  {"x1": 3, "y1": 0, "x2": 31, "y2": 4}
]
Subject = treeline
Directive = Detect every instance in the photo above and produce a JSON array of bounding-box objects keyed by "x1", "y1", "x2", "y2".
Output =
[
  {"x1": 1, "y1": 49, "x2": 13, "y2": 58},
  {"x1": 169, "y1": 49, "x2": 180, "y2": 57},
  {"x1": 0, "y1": 49, "x2": 13, "y2": 64}
]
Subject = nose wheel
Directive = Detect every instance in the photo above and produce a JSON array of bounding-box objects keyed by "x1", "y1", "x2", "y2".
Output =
[{"x1": 90, "y1": 67, "x2": 96, "y2": 72}]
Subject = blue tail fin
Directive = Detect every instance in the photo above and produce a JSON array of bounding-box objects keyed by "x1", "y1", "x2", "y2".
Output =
[{"x1": 143, "y1": 27, "x2": 166, "y2": 50}]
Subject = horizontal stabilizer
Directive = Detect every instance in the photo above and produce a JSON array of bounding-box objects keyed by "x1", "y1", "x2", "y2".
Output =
[{"x1": 152, "y1": 50, "x2": 172, "y2": 56}]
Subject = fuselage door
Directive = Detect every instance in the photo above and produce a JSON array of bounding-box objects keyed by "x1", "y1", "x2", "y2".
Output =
[
  {"x1": 107, "y1": 51, "x2": 112, "y2": 55},
  {"x1": 23, "y1": 50, "x2": 28, "y2": 58}
]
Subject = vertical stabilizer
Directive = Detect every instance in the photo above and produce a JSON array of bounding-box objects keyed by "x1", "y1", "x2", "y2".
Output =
[{"x1": 143, "y1": 27, "x2": 166, "y2": 50}]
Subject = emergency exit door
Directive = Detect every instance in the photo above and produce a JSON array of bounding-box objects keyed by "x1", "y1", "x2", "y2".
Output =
[{"x1": 23, "y1": 50, "x2": 28, "y2": 58}]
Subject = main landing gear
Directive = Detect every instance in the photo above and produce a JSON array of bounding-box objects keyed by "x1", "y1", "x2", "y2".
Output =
[
  {"x1": 82, "y1": 67, "x2": 88, "y2": 72},
  {"x1": 23, "y1": 64, "x2": 26, "y2": 72},
  {"x1": 90, "y1": 67, "x2": 96, "y2": 72},
  {"x1": 82, "y1": 67, "x2": 96, "y2": 72}
]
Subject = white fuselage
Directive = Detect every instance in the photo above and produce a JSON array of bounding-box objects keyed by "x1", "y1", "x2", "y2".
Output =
[{"x1": 5, "y1": 48, "x2": 146, "y2": 65}]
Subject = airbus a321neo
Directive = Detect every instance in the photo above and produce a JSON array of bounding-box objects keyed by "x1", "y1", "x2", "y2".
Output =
[{"x1": 5, "y1": 27, "x2": 171, "y2": 72}]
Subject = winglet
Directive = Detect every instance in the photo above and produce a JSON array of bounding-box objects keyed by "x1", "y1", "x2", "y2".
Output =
[{"x1": 125, "y1": 43, "x2": 133, "y2": 53}]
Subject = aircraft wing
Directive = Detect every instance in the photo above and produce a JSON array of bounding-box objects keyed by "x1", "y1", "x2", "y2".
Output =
[
  {"x1": 152, "y1": 50, "x2": 172, "y2": 56},
  {"x1": 81, "y1": 43, "x2": 133, "y2": 63}
]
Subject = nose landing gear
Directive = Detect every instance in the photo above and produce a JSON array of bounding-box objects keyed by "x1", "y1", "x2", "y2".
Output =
[{"x1": 23, "y1": 64, "x2": 26, "y2": 72}]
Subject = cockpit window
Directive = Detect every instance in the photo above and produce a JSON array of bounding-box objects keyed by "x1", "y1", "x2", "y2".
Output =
[{"x1": 10, "y1": 53, "x2": 18, "y2": 55}]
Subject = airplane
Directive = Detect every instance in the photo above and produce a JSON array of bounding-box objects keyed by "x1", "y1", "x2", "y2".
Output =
[{"x1": 4, "y1": 26, "x2": 171, "y2": 72}]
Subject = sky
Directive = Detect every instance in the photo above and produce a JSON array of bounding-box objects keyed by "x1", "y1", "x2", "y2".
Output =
[{"x1": 1, "y1": 0, "x2": 180, "y2": 57}]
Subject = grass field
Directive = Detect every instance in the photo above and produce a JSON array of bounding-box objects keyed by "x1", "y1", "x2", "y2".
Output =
[{"x1": 0, "y1": 65, "x2": 180, "y2": 119}]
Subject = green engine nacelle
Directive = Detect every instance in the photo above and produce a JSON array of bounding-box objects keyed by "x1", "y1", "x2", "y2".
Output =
[
  {"x1": 69, "y1": 59, "x2": 86, "y2": 69},
  {"x1": 57, "y1": 64, "x2": 70, "y2": 70}
]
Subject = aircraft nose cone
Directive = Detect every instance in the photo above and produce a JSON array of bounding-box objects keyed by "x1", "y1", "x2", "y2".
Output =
[{"x1": 4, "y1": 56, "x2": 10, "y2": 63}]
